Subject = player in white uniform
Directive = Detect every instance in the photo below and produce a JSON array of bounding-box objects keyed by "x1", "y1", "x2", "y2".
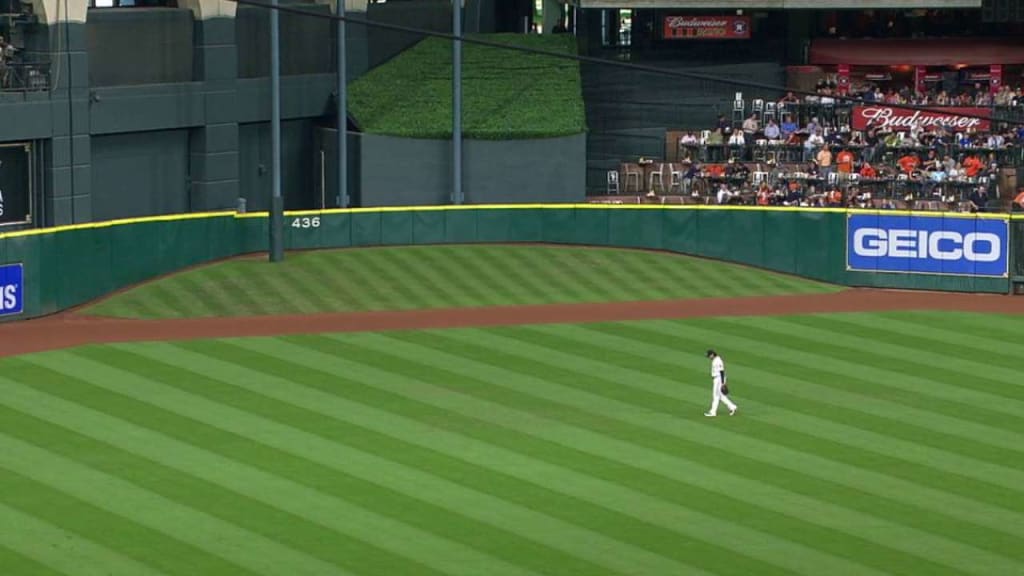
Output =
[{"x1": 705, "y1": 349, "x2": 737, "y2": 417}]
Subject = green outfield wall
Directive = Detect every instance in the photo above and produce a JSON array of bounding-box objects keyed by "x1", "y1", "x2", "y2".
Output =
[{"x1": 0, "y1": 206, "x2": 1019, "y2": 321}]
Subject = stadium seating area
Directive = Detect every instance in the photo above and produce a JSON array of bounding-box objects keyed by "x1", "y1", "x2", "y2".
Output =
[{"x1": 604, "y1": 82, "x2": 1024, "y2": 212}]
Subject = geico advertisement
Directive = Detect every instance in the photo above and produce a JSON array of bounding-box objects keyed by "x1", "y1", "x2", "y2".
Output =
[
  {"x1": 847, "y1": 214, "x2": 1008, "y2": 277},
  {"x1": 0, "y1": 263, "x2": 23, "y2": 316}
]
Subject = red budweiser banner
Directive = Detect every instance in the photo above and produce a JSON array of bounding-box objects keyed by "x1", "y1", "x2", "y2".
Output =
[
  {"x1": 836, "y1": 64, "x2": 850, "y2": 95},
  {"x1": 990, "y1": 64, "x2": 1003, "y2": 94},
  {"x1": 663, "y1": 16, "x2": 751, "y2": 40},
  {"x1": 914, "y1": 66, "x2": 927, "y2": 95},
  {"x1": 852, "y1": 106, "x2": 991, "y2": 132}
]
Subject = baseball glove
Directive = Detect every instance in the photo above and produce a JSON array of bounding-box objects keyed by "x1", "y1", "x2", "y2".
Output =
[{"x1": 721, "y1": 384, "x2": 730, "y2": 396}]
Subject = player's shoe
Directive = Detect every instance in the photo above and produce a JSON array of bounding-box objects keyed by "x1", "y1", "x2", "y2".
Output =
[
  {"x1": 729, "y1": 407, "x2": 737, "y2": 416},
  {"x1": 703, "y1": 412, "x2": 716, "y2": 417}
]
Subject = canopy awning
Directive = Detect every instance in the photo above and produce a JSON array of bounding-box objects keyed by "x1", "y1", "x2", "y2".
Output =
[{"x1": 809, "y1": 38, "x2": 1024, "y2": 67}]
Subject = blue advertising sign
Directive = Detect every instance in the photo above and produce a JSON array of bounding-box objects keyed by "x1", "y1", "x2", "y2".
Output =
[
  {"x1": 0, "y1": 263, "x2": 23, "y2": 316},
  {"x1": 847, "y1": 214, "x2": 1008, "y2": 277}
]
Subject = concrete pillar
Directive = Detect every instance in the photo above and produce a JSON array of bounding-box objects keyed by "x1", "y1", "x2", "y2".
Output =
[
  {"x1": 542, "y1": 0, "x2": 562, "y2": 34},
  {"x1": 182, "y1": 0, "x2": 240, "y2": 211},
  {"x1": 32, "y1": 0, "x2": 90, "y2": 225}
]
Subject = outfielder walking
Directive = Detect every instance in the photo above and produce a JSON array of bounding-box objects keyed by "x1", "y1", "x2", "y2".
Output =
[{"x1": 704, "y1": 349, "x2": 737, "y2": 417}]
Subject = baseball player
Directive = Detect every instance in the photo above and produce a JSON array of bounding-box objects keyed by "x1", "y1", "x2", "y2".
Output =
[{"x1": 705, "y1": 349, "x2": 738, "y2": 417}]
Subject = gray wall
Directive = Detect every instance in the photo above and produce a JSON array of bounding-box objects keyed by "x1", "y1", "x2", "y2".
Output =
[
  {"x1": 91, "y1": 130, "x2": 190, "y2": 220},
  {"x1": 88, "y1": 8, "x2": 194, "y2": 86},
  {"x1": 0, "y1": 0, "x2": 535, "y2": 228},
  {"x1": 358, "y1": 133, "x2": 586, "y2": 207},
  {"x1": 236, "y1": 3, "x2": 332, "y2": 78},
  {"x1": 238, "y1": 120, "x2": 317, "y2": 212}
]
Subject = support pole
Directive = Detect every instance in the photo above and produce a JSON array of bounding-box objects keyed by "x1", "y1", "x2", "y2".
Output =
[
  {"x1": 337, "y1": 0, "x2": 349, "y2": 208},
  {"x1": 269, "y1": 0, "x2": 285, "y2": 262},
  {"x1": 452, "y1": 0, "x2": 464, "y2": 205}
]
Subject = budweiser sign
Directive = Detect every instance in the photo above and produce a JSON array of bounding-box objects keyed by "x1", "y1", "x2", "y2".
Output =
[
  {"x1": 852, "y1": 106, "x2": 991, "y2": 132},
  {"x1": 663, "y1": 16, "x2": 750, "y2": 40}
]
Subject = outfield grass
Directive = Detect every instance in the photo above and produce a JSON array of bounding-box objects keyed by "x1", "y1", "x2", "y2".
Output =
[
  {"x1": 83, "y1": 245, "x2": 840, "y2": 319},
  {"x1": 2, "y1": 310, "x2": 1022, "y2": 575},
  {"x1": 348, "y1": 35, "x2": 585, "y2": 139}
]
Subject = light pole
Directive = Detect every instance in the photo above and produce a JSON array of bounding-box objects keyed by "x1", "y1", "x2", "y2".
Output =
[
  {"x1": 337, "y1": 0, "x2": 349, "y2": 208},
  {"x1": 269, "y1": 0, "x2": 285, "y2": 261},
  {"x1": 452, "y1": 0, "x2": 464, "y2": 205}
]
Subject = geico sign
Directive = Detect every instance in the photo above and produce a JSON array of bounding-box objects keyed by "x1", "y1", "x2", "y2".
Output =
[{"x1": 852, "y1": 229, "x2": 1001, "y2": 262}]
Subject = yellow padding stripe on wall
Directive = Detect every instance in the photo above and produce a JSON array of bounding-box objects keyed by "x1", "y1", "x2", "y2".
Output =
[
  {"x1": 0, "y1": 211, "x2": 235, "y2": 240},
  {"x1": 0, "y1": 205, "x2": 1014, "y2": 239}
]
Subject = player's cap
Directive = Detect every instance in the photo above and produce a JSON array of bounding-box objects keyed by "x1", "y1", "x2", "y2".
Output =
[{"x1": 706, "y1": 349, "x2": 716, "y2": 358}]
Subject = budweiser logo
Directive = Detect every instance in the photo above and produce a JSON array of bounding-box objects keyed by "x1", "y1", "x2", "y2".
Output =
[
  {"x1": 854, "y1": 106, "x2": 988, "y2": 131},
  {"x1": 666, "y1": 17, "x2": 727, "y2": 28}
]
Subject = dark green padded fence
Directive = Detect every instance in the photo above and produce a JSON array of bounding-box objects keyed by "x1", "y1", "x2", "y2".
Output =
[
  {"x1": 1012, "y1": 217, "x2": 1024, "y2": 286},
  {"x1": 0, "y1": 206, "x2": 1017, "y2": 321}
]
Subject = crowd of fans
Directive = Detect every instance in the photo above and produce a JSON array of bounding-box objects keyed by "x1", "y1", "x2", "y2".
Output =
[{"x1": 617, "y1": 80, "x2": 1024, "y2": 212}]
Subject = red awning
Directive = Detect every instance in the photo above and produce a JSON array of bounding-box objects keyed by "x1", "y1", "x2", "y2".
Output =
[{"x1": 809, "y1": 38, "x2": 1024, "y2": 66}]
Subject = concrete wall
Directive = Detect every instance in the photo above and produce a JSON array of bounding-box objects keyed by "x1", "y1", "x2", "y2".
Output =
[
  {"x1": 356, "y1": 133, "x2": 586, "y2": 207},
  {"x1": 0, "y1": 0, "x2": 541, "y2": 228}
]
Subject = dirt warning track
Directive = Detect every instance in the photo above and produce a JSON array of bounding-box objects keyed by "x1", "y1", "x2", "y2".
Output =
[{"x1": 1, "y1": 289, "x2": 1021, "y2": 357}]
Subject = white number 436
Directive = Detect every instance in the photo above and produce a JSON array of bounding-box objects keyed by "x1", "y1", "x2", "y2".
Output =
[{"x1": 291, "y1": 217, "x2": 321, "y2": 229}]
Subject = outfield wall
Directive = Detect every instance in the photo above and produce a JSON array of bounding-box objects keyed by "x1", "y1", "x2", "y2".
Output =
[{"x1": 0, "y1": 206, "x2": 1019, "y2": 320}]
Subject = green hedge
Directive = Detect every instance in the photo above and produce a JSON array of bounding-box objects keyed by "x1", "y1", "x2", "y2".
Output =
[{"x1": 348, "y1": 34, "x2": 586, "y2": 139}]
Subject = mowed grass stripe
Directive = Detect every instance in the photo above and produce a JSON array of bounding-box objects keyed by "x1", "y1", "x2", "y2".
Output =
[
  {"x1": 350, "y1": 250, "x2": 440, "y2": 310},
  {"x1": 702, "y1": 316, "x2": 1024, "y2": 437},
  {"x1": 0, "y1": 374, "x2": 534, "y2": 576},
  {"x1": 433, "y1": 247, "x2": 526, "y2": 306},
  {"x1": 388, "y1": 248, "x2": 494, "y2": 308},
  {"x1": 751, "y1": 315, "x2": 1024, "y2": 394},
  {"x1": 335, "y1": 330, "x2": 1024, "y2": 571},
  {"x1": 489, "y1": 247, "x2": 584, "y2": 303},
  {"x1": 893, "y1": 310, "x2": 1024, "y2": 344},
  {"x1": 173, "y1": 337, "x2": 860, "y2": 576},
  {"x1": 0, "y1": 543, "x2": 66, "y2": 576},
  {"x1": 528, "y1": 245, "x2": 614, "y2": 303},
  {"x1": 468, "y1": 243, "x2": 565, "y2": 303},
  {"x1": 23, "y1": 351, "x2": 670, "y2": 576},
  {"x1": 0, "y1": 439, "x2": 307, "y2": 576},
  {"x1": 581, "y1": 320, "x2": 1024, "y2": 500},
  {"x1": 262, "y1": 257, "x2": 338, "y2": 314},
  {"x1": 287, "y1": 333, "x2": 998, "y2": 575},
  {"x1": 131, "y1": 341, "x2": 740, "y2": 576},
  {"x1": 0, "y1": 404, "x2": 408, "y2": 576},
  {"x1": 203, "y1": 263, "x2": 276, "y2": 316},
  {"x1": 0, "y1": 502, "x2": 165, "y2": 576},
  {"x1": 675, "y1": 317, "x2": 1024, "y2": 458},
  {"x1": 84, "y1": 245, "x2": 840, "y2": 318},
  {"x1": 428, "y1": 325, "x2": 1024, "y2": 533},
  {"x1": 831, "y1": 312, "x2": 1024, "y2": 366},
  {"x1": 6, "y1": 362, "x2": 591, "y2": 576}
]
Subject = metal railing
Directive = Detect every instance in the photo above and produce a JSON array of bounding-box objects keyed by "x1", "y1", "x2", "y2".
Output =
[{"x1": 0, "y1": 58, "x2": 50, "y2": 92}]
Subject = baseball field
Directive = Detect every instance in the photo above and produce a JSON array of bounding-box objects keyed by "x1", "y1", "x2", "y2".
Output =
[{"x1": 1, "y1": 245, "x2": 1022, "y2": 576}]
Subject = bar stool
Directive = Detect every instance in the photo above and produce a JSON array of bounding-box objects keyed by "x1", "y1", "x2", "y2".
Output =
[
  {"x1": 648, "y1": 163, "x2": 666, "y2": 193},
  {"x1": 623, "y1": 165, "x2": 642, "y2": 193},
  {"x1": 606, "y1": 170, "x2": 619, "y2": 195}
]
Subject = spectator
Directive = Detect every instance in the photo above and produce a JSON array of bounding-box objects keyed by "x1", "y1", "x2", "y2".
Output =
[
  {"x1": 836, "y1": 148, "x2": 855, "y2": 175},
  {"x1": 968, "y1": 187, "x2": 988, "y2": 213},
  {"x1": 780, "y1": 115, "x2": 798, "y2": 137},
  {"x1": 804, "y1": 130, "x2": 824, "y2": 161},
  {"x1": 763, "y1": 118, "x2": 780, "y2": 141},
  {"x1": 897, "y1": 151, "x2": 919, "y2": 174},
  {"x1": 816, "y1": 146, "x2": 834, "y2": 179},
  {"x1": 715, "y1": 183, "x2": 733, "y2": 205},
  {"x1": 859, "y1": 161, "x2": 877, "y2": 178},
  {"x1": 1013, "y1": 189, "x2": 1024, "y2": 212},
  {"x1": 727, "y1": 128, "x2": 746, "y2": 147},
  {"x1": 962, "y1": 153, "x2": 984, "y2": 178},
  {"x1": 741, "y1": 113, "x2": 759, "y2": 135}
]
